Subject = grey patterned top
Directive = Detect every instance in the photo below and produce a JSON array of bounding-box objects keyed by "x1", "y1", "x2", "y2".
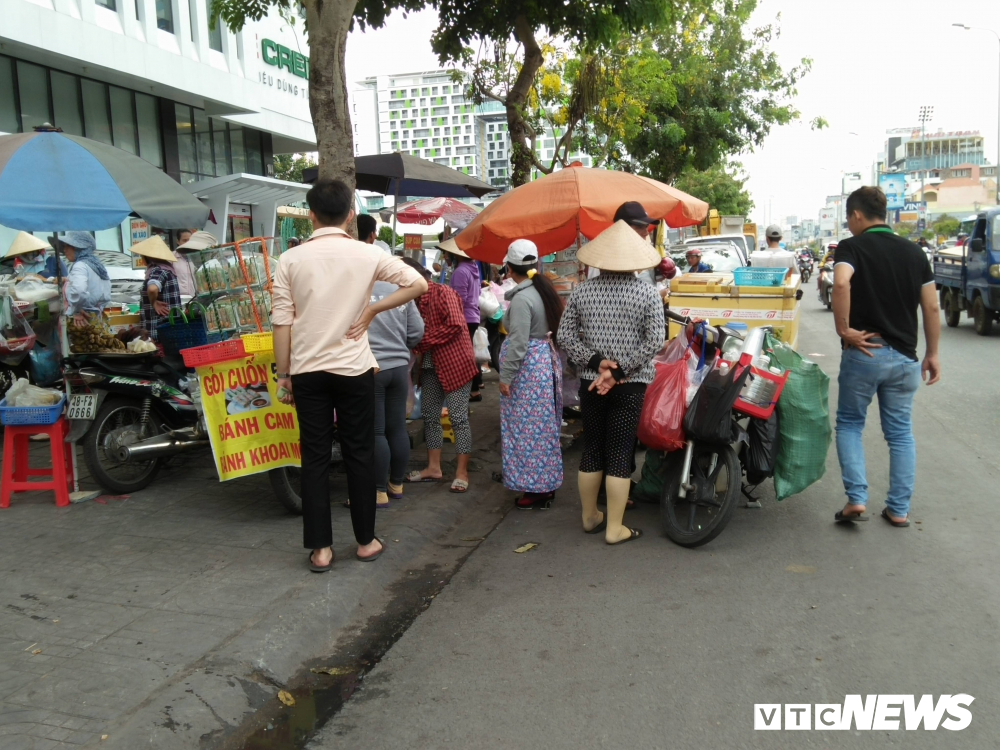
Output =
[{"x1": 557, "y1": 271, "x2": 665, "y2": 385}]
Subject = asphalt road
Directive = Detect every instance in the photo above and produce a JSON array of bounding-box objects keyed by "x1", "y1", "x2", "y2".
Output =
[{"x1": 310, "y1": 291, "x2": 1000, "y2": 749}]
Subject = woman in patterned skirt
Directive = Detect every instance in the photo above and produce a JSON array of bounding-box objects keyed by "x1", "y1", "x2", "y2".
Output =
[
  {"x1": 498, "y1": 240, "x2": 565, "y2": 509},
  {"x1": 557, "y1": 221, "x2": 665, "y2": 545}
]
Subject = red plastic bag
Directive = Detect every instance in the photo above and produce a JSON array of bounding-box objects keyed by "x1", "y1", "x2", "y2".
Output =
[{"x1": 638, "y1": 339, "x2": 691, "y2": 452}]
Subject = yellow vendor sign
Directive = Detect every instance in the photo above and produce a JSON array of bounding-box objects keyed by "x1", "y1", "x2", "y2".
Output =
[
  {"x1": 197, "y1": 351, "x2": 301, "y2": 480},
  {"x1": 667, "y1": 271, "x2": 802, "y2": 349}
]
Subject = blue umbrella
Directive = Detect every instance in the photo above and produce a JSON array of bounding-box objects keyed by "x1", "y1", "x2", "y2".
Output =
[{"x1": 0, "y1": 127, "x2": 210, "y2": 231}]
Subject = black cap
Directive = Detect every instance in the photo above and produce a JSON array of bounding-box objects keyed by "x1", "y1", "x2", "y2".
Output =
[{"x1": 614, "y1": 201, "x2": 658, "y2": 227}]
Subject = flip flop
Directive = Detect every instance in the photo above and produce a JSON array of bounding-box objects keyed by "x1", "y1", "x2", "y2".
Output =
[
  {"x1": 357, "y1": 538, "x2": 385, "y2": 562},
  {"x1": 406, "y1": 471, "x2": 442, "y2": 483},
  {"x1": 450, "y1": 478, "x2": 469, "y2": 494},
  {"x1": 607, "y1": 527, "x2": 643, "y2": 545},
  {"x1": 880, "y1": 509, "x2": 910, "y2": 527},
  {"x1": 834, "y1": 509, "x2": 870, "y2": 524},
  {"x1": 308, "y1": 550, "x2": 333, "y2": 573},
  {"x1": 584, "y1": 515, "x2": 607, "y2": 534},
  {"x1": 515, "y1": 492, "x2": 554, "y2": 510},
  {"x1": 469, "y1": 394, "x2": 483, "y2": 403}
]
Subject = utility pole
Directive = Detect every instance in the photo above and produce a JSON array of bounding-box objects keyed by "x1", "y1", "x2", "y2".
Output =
[
  {"x1": 953, "y1": 25, "x2": 1000, "y2": 204},
  {"x1": 918, "y1": 105, "x2": 934, "y2": 205}
]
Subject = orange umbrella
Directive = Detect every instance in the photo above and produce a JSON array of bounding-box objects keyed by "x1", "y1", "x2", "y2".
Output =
[{"x1": 455, "y1": 163, "x2": 709, "y2": 263}]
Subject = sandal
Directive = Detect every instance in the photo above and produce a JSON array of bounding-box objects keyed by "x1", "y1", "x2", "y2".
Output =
[
  {"x1": 469, "y1": 393, "x2": 483, "y2": 403},
  {"x1": 406, "y1": 470, "x2": 442, "y2": 483},
  {"x1": 387, "y1": 483, "x2": 404, "y2": 500},
  {"x1": 584, "y1": 515, "x2": 607, "y2": 534},
  {"x1": 308, "y1": 550, "x2": 334, "y2": 573},
  {"x1": 515, "y1": 492, "x2": 554, "y2": 510},
  {"x1": 607, "y1": 527, "x2": 643, "y2": 545},
  {"x1": 450, "y1": 478, "x2": 469, "y2": 494},
  {"x1": 880, "y1": 509, "x2": 910, "y2": 527},
  {"x1": 834, "y1": 509, "x2": 869, "y2": 524},
  {"x1": 357, "y1": 538, "x2": 385, "y2": 562}
]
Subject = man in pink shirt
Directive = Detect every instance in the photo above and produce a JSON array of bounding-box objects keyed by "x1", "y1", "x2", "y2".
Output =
[{"x1": 272, "y1": 180, "x2": 427, "y2": 571}]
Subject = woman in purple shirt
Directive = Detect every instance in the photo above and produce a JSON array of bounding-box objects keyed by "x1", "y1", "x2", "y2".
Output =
[{"x1": 445, "y1": 244, "x2": 484, "y2": 400}]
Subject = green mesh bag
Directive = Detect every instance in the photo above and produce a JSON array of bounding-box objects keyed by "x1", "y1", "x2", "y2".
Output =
[
  {"x1": 633, "y1": 449, "x2": 668, "y2": 503},
  {"x1": 764, "y1": 333, "x2": 832, "y2": 500}
]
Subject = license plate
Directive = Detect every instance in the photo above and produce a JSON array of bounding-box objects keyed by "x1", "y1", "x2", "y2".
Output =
[{"x1": 67, "y1": 394, "x2": 97, "y2": 421}]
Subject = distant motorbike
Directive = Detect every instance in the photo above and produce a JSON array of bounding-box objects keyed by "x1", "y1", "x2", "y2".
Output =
[
  {"x1": 817, "y1": 261, "x2": 834, "y2": 310},
  {"x1": 64, "y1": 352, "x2": 209, "y2": 494},
  {"x1": 797, "y1": 255, "x2": 814, "y2": 283}
]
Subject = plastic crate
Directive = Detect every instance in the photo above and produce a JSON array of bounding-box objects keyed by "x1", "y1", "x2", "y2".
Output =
[
  {"x1": 241, "y1": 332, "x2": 273, "y2": 352},
  {"x1": 732, "y1": 363, "x2": 789, "y2": 420},
  {"x1": 732, "y1": 267, "x2": 788, "y2": 287},
  {"x1": 180, "y1": 339, "x2": 247, "y2": 368},
  {"x1": 0, "y1": 394, "x2": 66, "y2": 426}
]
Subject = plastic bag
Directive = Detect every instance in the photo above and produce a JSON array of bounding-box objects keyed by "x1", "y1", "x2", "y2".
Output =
[
  {"x1": 409, "y1": 386, "x2": 422, "y2": 420},
  {"x1": 765, "y1": 334, "x2": 832, "y2": 500},
  {"x1": 473, "y1": 326, "x2": 490, "y2": 364},
  {"x1": 478, "y1": 287, "x2": 501, "y2": 319},
  {"x1": 682, "y1": 363, "x2": 749, "y2": 444},
  {"x1": 743, "y1": 412, "x2": 780, "y2": 485},
  {"x1": 28, "y1": 345, "x2": 61, "y2": 387},
  {"x1": 492, "y1": 279, "x2": 516, "y2": 312},
  {"x1": 13, "y1": 276, "x2": 59, "y2": 303},
  {"x1": 4, "y1": 378, "x2": 61, "y2": 406},
  {"x1": 0, "y1": 297, "x2": 36, "y2": 364},
  {"x1": 637, "y1": 354, "x2": 690, "y2": 451}
]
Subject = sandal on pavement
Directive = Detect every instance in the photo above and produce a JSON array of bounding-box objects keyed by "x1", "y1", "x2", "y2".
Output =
[
  {"x1": 387, "y1": 483, "x2": 404, "y2": 500},
  {"x1": 406, "y1": 470, "x2": 442, "y2": 483},
  {"x1": 584, "y1": 515, "x2": 607, "y2": 534},
  {"x1": 606, "y1": 527, "x2": 643, "y2": 545},
  {"x1": 834, "y1": 509, "x2": 869, "y2": 524},
  {"x1": 880, "y1": 509, "x2": 910, "y2": 528},
  {"x1": 515, "y1": 492, "x2": 554, "y2": 510},
  {"x1": 469, "y1": 393, "x2": 483, "y2": 403},
  {"x1": 309, "y1": 550, "x2": 334, "y2": 573},
  {"x1": 450, "y1": 478, "x2": 470, "y2": 494},
  {"x1": 357, "y1": 538, "x2": 385, "y2": 562}
]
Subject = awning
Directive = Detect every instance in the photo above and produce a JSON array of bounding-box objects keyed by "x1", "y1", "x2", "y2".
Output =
[
  {"x1": 277, "y1": 205, "x2": 310, "y2": 219},
  {"x1": 186, "y1": 173, "x2": 310, "y2": 207}
]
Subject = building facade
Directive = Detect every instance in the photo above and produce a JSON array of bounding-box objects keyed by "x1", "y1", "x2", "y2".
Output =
[{"x1": 2, "y1": 0, "x2": 316, "y2": 251}]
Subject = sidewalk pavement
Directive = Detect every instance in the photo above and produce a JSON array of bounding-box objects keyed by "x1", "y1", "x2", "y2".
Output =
[{"x1": 0, "y1": 377, "x2": 512, "y2": 749}]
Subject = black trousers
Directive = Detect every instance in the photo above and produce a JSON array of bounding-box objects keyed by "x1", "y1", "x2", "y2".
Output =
[
  {"x1": 292, "y1": 369, "x2": 376, "y2": 548},
  {"x1": 467, "y1": 322, "x2": 484, "y2": 391},
  {"x1": 579, "y1": 382, "x2": 647, "y2": 478}
]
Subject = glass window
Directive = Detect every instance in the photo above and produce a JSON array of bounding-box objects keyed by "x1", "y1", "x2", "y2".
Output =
[
  {"x1": 156, "y1": 0, "x2": 174, "y2": 33},
  {"x1": 211, "y1": 118, "x2": 230, "y2": 175},
  {"x1": 50, "y1": 71, "x2": 83, "y2": 136},
  {"x1": 244, "y1": 127, "x2": 262, "y2": 174},
  {"x1": 82, "y1": 79, "x2": 112, "y2": 145},
  {"x1": 0, "y1": 57, "x2": 18, "y2": 134},
  {"x1": 135, "y1": 93, "x2": 162, "y2": 167},
  {"x1": 208, "y1": 3, "x2": 223, "y2": 52},
  {"x1": 109, "y1": 86, "x2": 137, "y2": 154},
  {"x1": 16, "y1": 61, "x2": 50, "y2": 131},
  {"x1": 193, "y1": 108, "x2": 213, "y2": 176},
  {"x1": 96, "y1": 0, "x2": 116, "y2": 9},
  {"x1": 229, "y1": 124, "x2": 246, "y2": 172},
  {"x1": 175, "y1": 104, "x2": 197, "y2": 173}
]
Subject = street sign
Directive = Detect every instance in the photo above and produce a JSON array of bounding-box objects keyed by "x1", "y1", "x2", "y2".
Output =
[
  {"x1": 404, "y1": 234, "x2": 423, "y2": 252},
  {"x1": 879, "y1": 174, "x2": 906, "y2": 211},
  {"x1": 129, "y1": 218, "x2": 149, "y2": 246},
  {"x1": 903, "y1": 202, "x2": 927, "y2": 212}
]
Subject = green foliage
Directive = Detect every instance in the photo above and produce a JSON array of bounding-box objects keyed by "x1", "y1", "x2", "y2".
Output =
[
  {"x1": 377, "y1": 225, "x2": 397, "y2": 246},
  {"x1": 673, "y1": 163, "x2": 754, "y2": 216},
  {"x1": 212, "y1": 0, "x2": 425, "y2": 35},
  {"x1": 895, "y1": 222, "x2": 916, "y2": 238},
  {"x1": 933, "y1": 214, "x2": 960, "y2": 238},
  {"x1": 273, "y1": 153, "x2": 315, "y2": 236}
]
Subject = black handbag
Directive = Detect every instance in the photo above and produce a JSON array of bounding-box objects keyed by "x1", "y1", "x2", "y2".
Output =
[{"x1": 683, "y1": 364, "x2": 749, "y2": 444}]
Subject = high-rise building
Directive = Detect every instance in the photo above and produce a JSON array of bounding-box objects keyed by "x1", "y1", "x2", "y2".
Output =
[{"x1": 882, "y1": 127, "x2": 990, "y2": 198}]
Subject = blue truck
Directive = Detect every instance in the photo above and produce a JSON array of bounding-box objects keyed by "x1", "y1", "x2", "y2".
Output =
[{"x1": 934, "y1": 208, "x2": 1000, "y2": 336}]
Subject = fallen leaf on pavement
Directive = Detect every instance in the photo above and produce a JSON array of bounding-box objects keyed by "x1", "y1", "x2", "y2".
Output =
[
  {"x1": 785, "y1": 564, "x2": 816, "y2": 574},
  {"x1": 277, "y1": 690, "x2": 295, "y2": 706},
  {"x1": 101, "y1": 735, "x2": 108, "y2": 741},
  {"x1": 311, "y1": 666, "x2": 351, "y2": 676},
  {"x1": 514, "y1": 543, "x2": 538, "y2": 554},
  {"x1": 31, "y1": 649, "x2": 41, "y2": 655},
  {"x1": 461, "y1": 537, "x2": 485, "y2": 542}
]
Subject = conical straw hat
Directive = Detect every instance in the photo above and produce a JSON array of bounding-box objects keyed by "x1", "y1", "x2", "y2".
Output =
[
  {"x1": 437, "y1": 237, "x2": 469, "y2": 258},
  {"x1": 577, "y1": 220, "x2": 661, "y2": 272},
  {"x1": 6, "y1": 231, "x2": 51, "y2": 258},
  {"x1": 130, "y1": 235, "x2": 178, "y2": 263}
]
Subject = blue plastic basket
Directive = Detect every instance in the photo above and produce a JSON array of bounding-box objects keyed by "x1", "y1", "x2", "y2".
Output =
[
  {"x1": 732, "y1": 267, "x2": 789, "y2": 287},
  {"x1": 0, "y1": 394, "x2": 66, "y2": 426}
]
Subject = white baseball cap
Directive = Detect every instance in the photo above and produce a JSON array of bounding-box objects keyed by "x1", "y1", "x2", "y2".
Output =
[{"x1": 504, "y1": 239, "x2": 538, "y2": 266}]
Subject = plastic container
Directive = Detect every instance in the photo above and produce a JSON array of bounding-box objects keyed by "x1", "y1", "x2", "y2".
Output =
[
  {"x1": 0, "y1": 394, "x2": 66, "y2": 426},
  {"x1": 732, "y1": 267, "x2": 788, "y2": 287},
  {"x1": 241, "y1": 332, "x2": 273, "y2": 353},
  {"x1": 733, "y1": 360, "x2": 789, "y2": 420},
  {"x1": 180, "y1": 339, "x2": 247, "y2": 368}
]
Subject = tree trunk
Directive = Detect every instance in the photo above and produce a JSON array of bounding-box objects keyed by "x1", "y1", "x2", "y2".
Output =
[
  {"x1": 305, "y1": 0, "x2": 357, "y2": 192},
  {"x1": 506, "y1": 16, "x2": 543, "y2": 187}
]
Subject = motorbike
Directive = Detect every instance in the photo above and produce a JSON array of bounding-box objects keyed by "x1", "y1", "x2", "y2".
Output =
[
  {"x1": 817, "y1": 261, "x2": 834, "y2": 310},
  {"x1": 797, "y1": 255, "x2": 814, "y2": 283},
  {"x1": 658, "y1": 310, "x2": 782, "y2": 547},
  {"x1": 64, "y1": 352, "x2": 210, "y2": 494}
]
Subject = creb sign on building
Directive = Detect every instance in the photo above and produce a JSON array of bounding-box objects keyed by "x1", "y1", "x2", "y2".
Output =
[{"x1": 257, "y1": 37, "x2": 309, "y2": 101}]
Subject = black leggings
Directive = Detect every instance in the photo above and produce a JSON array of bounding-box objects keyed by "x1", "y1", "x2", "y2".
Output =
[
  {"x1": 467, "y1": 323, "x2": 483, "y2": 392},
  {"x1": 579, "y1": 382, "x2": 647, "y2": 478},
  {"x1": 374, "y1": 365, "x2": 410, "y2": 491}
]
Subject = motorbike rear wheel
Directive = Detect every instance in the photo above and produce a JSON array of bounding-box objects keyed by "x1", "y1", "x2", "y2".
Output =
[
  {"x1": 269, "y1": 467, "x2": 304, "y2": 515},
  {"x1": 83, "y1": 397, "x2": 162, "y2": 494},
  {"x1": 660, "y1": 443, "x2": 741, "y2": 547}
]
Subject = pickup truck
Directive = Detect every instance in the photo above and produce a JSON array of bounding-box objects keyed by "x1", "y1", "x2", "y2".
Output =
[{"x1": 935, "y1": 208, "x2": 1000, "y2": 336}]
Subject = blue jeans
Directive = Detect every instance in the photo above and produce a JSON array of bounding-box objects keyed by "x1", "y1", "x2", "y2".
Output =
[{"x1": 836, "y1": 345, "x2": 921, "y2": 518}]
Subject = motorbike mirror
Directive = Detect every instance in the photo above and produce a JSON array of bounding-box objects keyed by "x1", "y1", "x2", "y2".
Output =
[{"x1": 970, "y1": 238, "x2": 985, "y2": 253}]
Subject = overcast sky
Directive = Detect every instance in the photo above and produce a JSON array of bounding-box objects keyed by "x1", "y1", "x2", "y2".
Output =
[{"x1": 346, "y1": 1, "x2": 1000, "y2": 227}]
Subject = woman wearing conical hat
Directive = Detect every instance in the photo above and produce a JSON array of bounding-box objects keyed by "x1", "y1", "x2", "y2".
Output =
[{"x1": 6, "y1": 232, "x2": 67, "y2": 279}]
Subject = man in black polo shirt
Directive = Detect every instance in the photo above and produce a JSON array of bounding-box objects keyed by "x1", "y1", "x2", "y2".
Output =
[{"x1": 832, "y1": 186, "x2": 941, "y2": 528}]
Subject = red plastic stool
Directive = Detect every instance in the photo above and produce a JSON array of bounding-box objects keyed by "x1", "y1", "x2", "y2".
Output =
[{"x1": 1, "y1": 417, "x2": 74, "y2": 508}]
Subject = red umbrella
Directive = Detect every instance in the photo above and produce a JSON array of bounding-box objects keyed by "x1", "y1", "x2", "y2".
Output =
[{"x1": 391, "y1": 197, "x2": 481, "y2": 229}]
